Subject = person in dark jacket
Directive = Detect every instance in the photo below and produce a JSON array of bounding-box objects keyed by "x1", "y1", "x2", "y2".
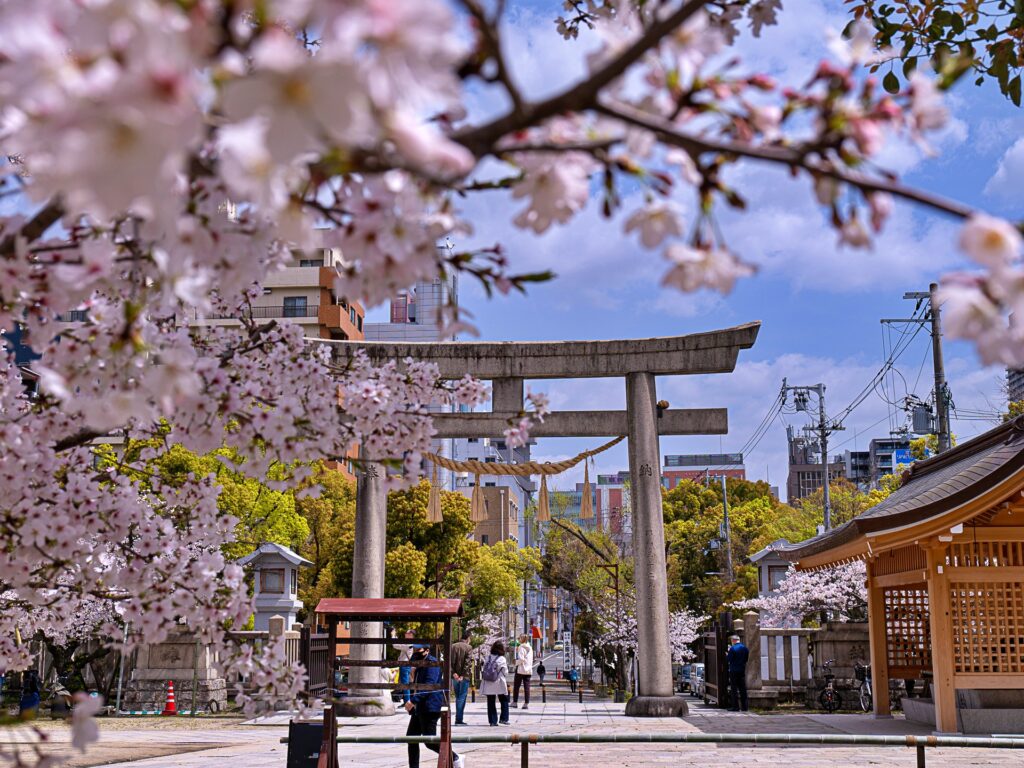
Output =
[
  {"x1": 450, "y1": 630, "x2": 472, "y2": 725},
  {"x1": 404, "y1": 646, "x2": 464, "y2": 768},
  {"x1": 726, "y1": 635, "x2": 749, "y2": 712}
]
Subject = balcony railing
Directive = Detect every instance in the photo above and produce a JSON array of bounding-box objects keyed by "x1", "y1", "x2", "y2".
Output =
[
  {"x1": 57, "y1": 305, "x2": 322, "y2": 323},
  {"x1": 201, "y1": 304, "x2": 320, "y2": 320}
]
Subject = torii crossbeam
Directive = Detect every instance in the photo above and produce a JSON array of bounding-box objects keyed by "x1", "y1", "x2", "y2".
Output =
[{"x1": 324, "y1": 321, "x2": 760, "y2": 717}]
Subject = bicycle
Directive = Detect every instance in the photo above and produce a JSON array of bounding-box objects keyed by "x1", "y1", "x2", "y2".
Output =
[
  {"x1": 818, "y1": 658, "x2": 841, "y2": 713},
  {"x1": 854, "y1": 661, "x2": 871, "y2": 713}
]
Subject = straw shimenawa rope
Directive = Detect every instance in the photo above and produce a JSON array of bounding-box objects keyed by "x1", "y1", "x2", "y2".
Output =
[{"x1": 425, "y1": 435, "x2": 624, "y2": 523}]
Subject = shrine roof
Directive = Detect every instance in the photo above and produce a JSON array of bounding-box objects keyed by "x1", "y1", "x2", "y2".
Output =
[
  {"x1": 782, "y1": 416, "x2": 1024, "y2": 565},
  {"x1": 314, "y1": 598, "x2": 463, "y2": 620},
  {"x1": 237, "y1": 541, "x2": 312, "y2": 567}
]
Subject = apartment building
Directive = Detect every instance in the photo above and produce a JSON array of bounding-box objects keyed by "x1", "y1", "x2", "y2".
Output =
[
  {"x1": 198, "y1": 249, "x2": 364, "y2": 341},
  {"x1": 661, "y1": 453, "x2": 746, "y2": 489},
  {"x1": 470, "y1": 485, "x2": 521, "y2": 546}
]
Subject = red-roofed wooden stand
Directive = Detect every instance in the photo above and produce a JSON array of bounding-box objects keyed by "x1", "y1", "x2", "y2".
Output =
[{"x1": 310, "y1": 598, "x2": 463, "y2": 768}]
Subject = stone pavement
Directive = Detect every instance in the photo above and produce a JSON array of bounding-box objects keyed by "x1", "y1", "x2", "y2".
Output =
[{"x1": 5, "y1": 699, "x2": 1024, "y2": 767}]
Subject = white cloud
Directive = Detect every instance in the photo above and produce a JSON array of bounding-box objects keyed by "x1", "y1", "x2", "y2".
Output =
[
  {"x1": 984, "y1": 137, "x2": 1024, "y2": 200},
  {"x1": 719, "y1": 163, "x2": 964, "y2": 291}
]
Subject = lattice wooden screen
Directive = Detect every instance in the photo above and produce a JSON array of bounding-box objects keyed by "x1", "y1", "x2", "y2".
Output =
[
  {"x1": 884, "y1": 586, "x2": 931, "y2": 676},
  {"x1": 950, "y1": 581, "x2": 1024, "y2": 674},
  {"x1": 947, "y1": 540, "x2": 1024, "y2": 567}
]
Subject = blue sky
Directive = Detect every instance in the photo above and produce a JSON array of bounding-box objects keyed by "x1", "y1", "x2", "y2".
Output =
[{"x1": 368, "y1": 0, "x2": 1024, "y2": 499}]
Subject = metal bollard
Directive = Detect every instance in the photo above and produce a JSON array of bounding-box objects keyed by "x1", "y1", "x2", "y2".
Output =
[
  {"x1": 471, "y1": 687, "x2": 476, "y2": 703},
  {"x1": 916, "y1": 744, "x2": 926, "y2": 768},
  {"x1": 542, "y1": 685, "x2": 546, "y2": 704},
  {"x1": 521, "y1": 741, "x2": 529, "y2": 768},
  {"x1": 578, "y1": 685, "x2": 583, "y2": 704}
]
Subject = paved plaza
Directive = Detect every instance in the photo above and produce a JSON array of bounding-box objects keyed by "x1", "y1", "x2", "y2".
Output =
[{"x1": 5, "y1": 699, "x2": 1024, "y2": 768}]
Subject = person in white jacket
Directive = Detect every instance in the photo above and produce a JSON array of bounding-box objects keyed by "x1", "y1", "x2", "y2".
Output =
[
  {"x1": 479, "y1": 641, "x2": 510, "y2": 726},
  {"x1": 511, "y1": 634, "x2": 533, "y2": 709}
]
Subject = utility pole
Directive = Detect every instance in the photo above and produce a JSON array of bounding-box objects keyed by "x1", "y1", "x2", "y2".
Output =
[
  {"x1": 818, "y1": 386, "x2": 832, "y2": 532},
  {"x1": 719, "y1": 474, "x2": 734, "y2": 581},
  {"x1": 887, "y1": 285, "x2": 952, "y2": 454},
  {"x1": 929, "y1": 283, "x2": 951, "y2": 453},
  {"x1": 783, "y1": 382, "x2": 841, "y2": 530}
]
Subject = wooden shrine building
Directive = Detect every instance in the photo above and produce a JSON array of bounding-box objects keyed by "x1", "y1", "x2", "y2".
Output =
[{"x1": 784, "y1": 417, "x2": 1024, "y2": 733}]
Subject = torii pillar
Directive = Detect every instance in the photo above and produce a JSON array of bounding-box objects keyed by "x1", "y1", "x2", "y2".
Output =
[{"x1": 323, "y1": 322, "x2": 760, "y2": 718}]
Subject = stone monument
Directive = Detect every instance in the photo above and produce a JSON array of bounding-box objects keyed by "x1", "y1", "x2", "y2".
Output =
[{"x1": 120, "y1": 628, "x2": 228, "y2": 713}]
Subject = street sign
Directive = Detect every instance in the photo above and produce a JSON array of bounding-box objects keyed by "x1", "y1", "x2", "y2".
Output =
[{"x1": 893, "y1": 448, "x2": 913, "y2": 466}]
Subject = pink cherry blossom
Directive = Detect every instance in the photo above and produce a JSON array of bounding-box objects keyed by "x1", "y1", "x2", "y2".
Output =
[{"x1": 661, "y1": 244, "x2": 755, "y2": 294}]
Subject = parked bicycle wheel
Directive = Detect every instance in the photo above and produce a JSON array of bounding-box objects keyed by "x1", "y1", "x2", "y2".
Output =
[
  {"x1": 859, "y1": 682, "x2": 871, "y2": 713},
  {"x1": 818, "y1": 688, "x2": 840, "y2": 713}
]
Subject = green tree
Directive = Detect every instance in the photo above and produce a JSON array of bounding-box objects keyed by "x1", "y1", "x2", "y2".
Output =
[
  {"x1": 910, "y1": 433, "x2": 958, "y2": 460},
  {"x1": 662, "y1": 479, "x2": 818, "y2": 614},
  {"x1": 465, "y1": 542, "x2": 541, "y2": 616},
  {"x1": 99, "y1": 441, "x2": 310, "y2": 560}
]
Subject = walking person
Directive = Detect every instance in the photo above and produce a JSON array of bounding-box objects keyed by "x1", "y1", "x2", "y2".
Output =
[
  {"x1": 405, "y1": 645, "x2": 464, "y2": 768},
  {"x1": 395, "y1": 628, "x2": 416, "y2": 704},
  {"x1": 567, "y1": 665, "x2": 579, "y2": 693},
  {"x1": 726, "y1": 634, "x2": 750, "y2": 712},
  {"x1": 19, "y1": 669, "x2": 40, "y2": 720},
  {"x1": 511, "y1": 635, "x2": 533, "y2": 709},
  {"x1": 536, "y1": 661, "x2": 546, "y2": 686},
  {"x1": 479, "y1": 641, "x2": 509, "y2": 726},
  {"x1": 450, "y1": 630, "x2": 472, "y2": 725}
]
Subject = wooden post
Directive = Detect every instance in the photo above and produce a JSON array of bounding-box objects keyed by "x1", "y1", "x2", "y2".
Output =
[
  {"x1": 865, "y1": 561, "x2": 891, "y2": 718},
  {"x1": 328, "y1": 616, "x2": 338, "y2": 711},
  {"x1": 926, "y1": 545, "x2": 958, "y2": 733}
]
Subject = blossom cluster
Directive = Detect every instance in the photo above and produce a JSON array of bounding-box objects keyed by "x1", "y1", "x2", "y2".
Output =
[
  {"x1": 598, "y1": 592, "x2": 706, "y2": 664},
  {"x1": 733, "y1": 561, "x2": 868, "y2": 628},
  {"x1": 938, "y1": 214, "x2": 1024, "y2": 365}
]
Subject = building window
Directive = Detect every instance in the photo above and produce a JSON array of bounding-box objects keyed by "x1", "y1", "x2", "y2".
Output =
[
  {"x1": 768, "y1": 566, "x2": 788, "y2": 592},
  {"x1": 262, "y1": 287, "x2": 272, "y2": 295},
  {"x1": 468, "y1": 438, "x2": 479, "y2": 443},
  {"x1": 349, "y1": 307, "x2": 356, "y2": 324},
  {"x1": 357, "y1": 316, "x2": 363, "y2": 331},
  {"x1": 481, "y1": 534, "x2": 489, "y2": 545},
  {"x1": 261, "y1": 568, "x2": 285, "y2": 594},
  {"x1": 299, "y1": 258, "x2": 324, "y2": 267},
  {"x1": 291, "y1": 569, "x2": 298, "y2": 595},
  {"x1": 485, "y1": 481, "x2": 496, "y2": 487},
  {"x1": 283, "y1": 296, "x2": 307, "y2": 317},
  {"x1": 484, "y1": 457, "x2": 496, "y2": 463}
]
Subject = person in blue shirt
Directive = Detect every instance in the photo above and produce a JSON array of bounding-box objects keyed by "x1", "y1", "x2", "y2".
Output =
[
  {"x1": 726, "y1": 635, "x2": 750, "y2": 712},
  {"x1": 404, "y1": 645, "x2": 464, "y2": 768}
]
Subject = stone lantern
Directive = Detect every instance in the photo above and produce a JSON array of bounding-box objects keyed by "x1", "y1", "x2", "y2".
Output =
[{"x1": 238, "y1": 542, "x2": 312, "y2": 631}]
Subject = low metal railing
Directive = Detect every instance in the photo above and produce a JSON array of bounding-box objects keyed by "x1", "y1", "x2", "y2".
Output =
[{"x1": 282, "y1": 731, "x2": 1024, "y2": 768}]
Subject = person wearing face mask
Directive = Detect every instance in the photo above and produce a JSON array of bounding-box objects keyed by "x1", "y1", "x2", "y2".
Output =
[{"x1": 404, "y1": 644, "x2": 465, "y2": 768}]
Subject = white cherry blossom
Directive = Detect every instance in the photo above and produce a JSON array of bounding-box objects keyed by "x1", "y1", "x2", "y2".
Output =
[{"x1": 958, "y1": 213, "x2": 1023, "y2": 269}]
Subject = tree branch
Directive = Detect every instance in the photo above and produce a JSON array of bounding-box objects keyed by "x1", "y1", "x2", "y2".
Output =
[
  {"x1": 459, "y1": 0, "x2": 526, "y2": 119},
  {"x1": 595, "y1": 100, "x2": 976, "y2": 220},
  {"x1": 453, "y1": 0, "x2": 711, "y2": 155}
]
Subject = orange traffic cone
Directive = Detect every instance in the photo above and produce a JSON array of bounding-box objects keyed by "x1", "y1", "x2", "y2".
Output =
[{"x1": 161, "y1": 680, "x2": 178, "y2": 716}]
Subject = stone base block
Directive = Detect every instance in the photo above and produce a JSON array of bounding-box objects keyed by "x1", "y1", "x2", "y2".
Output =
[
  {"x1": 120, "y1": 677, "x2": 227, "y2": 713},
  {"x1": 624, "y1": 695, "x2": 689, "y2": 717},
  {"x1": 333, "y1": 695, "x2": 396, "y2": 717}
]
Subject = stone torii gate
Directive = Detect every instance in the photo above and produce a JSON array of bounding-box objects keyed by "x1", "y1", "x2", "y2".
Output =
[{"x1": 332, "y1": 322, "x2": 759, "y2": 717}]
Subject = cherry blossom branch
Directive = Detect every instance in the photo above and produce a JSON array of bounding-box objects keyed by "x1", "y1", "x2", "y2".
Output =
[
  {"x1": 459, "y1": 0, "x2": 526, "y2": 118},
  {"x1": 595, "y1": 100, "x2": 976, "y2": 220},
  {"x1": 453, "y1": 0, "x2": 712, "y2": 155}
]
